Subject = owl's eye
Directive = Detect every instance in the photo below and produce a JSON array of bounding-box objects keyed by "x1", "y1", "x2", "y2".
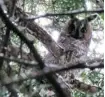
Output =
[{"x1": 81, "y1": 27, "x2": 85, "y2": 33}]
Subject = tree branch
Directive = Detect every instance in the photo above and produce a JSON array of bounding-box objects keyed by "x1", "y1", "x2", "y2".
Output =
[
  {"x1": 16, "y1": 7, "x2": 63, "y2": 58},
  {"x1": 3, "y1": 58, "x2": 103, "y2": 85},
  {"x1": 25, "y1": 9, "x2": 104, "y2": 20},
  {"x1": 0, "y1": 2, "x2": 18, "y2": 96},
  {"x1": 0, "y1": 53, "x2": 103, "y2": 78},
  {"x1": 2, "y1": 59, "x2": 103, "y2": 94},
  {"x1": 0, "y1": 5, "x2": 72, "y2": 97}
]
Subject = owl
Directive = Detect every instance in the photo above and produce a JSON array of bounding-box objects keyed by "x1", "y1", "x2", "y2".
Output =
[
  {"x1": 58, "y1": 14, "x2": 97, "y2": 66},
  {"x1": 44, "y1": 14, "x2": 97, "y2": 93},
  {"x1": 45, "y1": 14, "x2": 97, "y2": 67}
]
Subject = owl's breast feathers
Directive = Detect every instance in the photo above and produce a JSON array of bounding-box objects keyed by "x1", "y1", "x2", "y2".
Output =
[{"x1": 58, "y1": 36, "x2": 90, "y2": 66}]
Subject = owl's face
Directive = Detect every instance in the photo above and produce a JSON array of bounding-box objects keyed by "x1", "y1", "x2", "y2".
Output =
[
  {"x1": 67, "y1": 14, "x2": 97, "y2": 39},
  {"x1": 69, "y1": 19, "x2": 87, "y2": 39}
]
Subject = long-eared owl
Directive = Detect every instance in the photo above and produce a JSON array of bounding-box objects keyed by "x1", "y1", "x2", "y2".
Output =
[
  {"x1": 45, "y1": 14, "x2": 97, "y2": 67},
  {"x1": 44, "y1": 14, "x2": 97, "y2": 93},
  {"x1": 58, "y1": 14, "x2": 97, "y2": 66}
]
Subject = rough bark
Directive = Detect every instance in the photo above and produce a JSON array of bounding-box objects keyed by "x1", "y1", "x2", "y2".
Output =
[
  {"x1": 0, "y1": 5, "x2": 72, "y2": 97},
  {"x1": 0, "y1": 1, "x2": 103, "y2": 97}
]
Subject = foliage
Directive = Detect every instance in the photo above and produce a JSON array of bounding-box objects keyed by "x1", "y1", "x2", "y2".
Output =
[
  {"x1": 73, "y1": 70, "x2": 104, "y2": 97},
  {"x1": 0, "y1": 0, "x2": 104, "y2": 97}
]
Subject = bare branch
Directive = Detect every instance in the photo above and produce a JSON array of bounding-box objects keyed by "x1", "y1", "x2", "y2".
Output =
[
  {"x1": 0, "y1": 5, "x2": 72, "y2": 97},
  {"x1": 15, "y1": 7, "x2": 63, "y2": 58},
  {"x1": 0, "y1": 1, "x2": 18, "y2": 96},
  {"x1": 3, "y1": 59, "x2": 103, "y2": 85},
  {"x1": 24, "y1": 9, "x2": 104, "y2": 20},
  {"x1": 2, "y1": 59, "x2": 102, "y2": 94},
  {"x1": 46, "y1": 59, "x2": 104, "y2": 73}
]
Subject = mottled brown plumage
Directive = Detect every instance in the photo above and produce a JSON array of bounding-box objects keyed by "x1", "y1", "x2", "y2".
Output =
[
  {"x1": 45, "y1": 14, "x2": 97, "y2": 93},
  {"x1": 58, "y1": 16, "x2": 93, "y2": 66}
]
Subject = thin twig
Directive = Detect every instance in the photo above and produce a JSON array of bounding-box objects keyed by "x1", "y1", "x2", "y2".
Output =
[{"x1": 24, "y1": 9, "x2": 104, "y2": 20}]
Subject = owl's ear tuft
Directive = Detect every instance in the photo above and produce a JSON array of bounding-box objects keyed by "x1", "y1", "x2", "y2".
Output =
[{"x1": 85, "y1": 14, "x2": 97, "y2": 22}]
